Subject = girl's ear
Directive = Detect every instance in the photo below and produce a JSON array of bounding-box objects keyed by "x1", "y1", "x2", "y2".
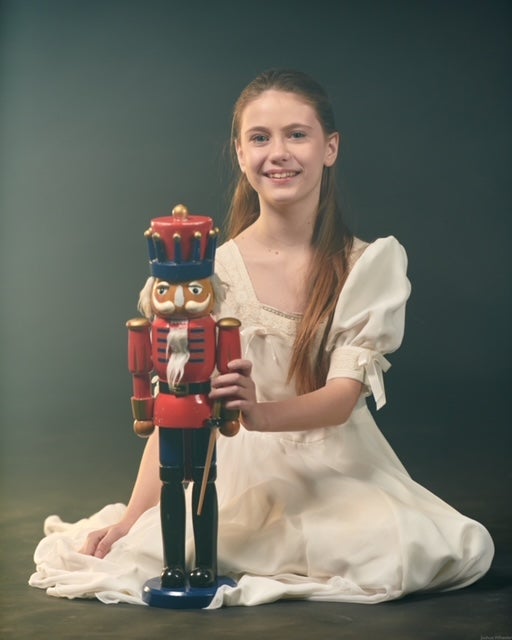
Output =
[
  {"x1": 235, "y1": 140, "x2": 245, "y2": 173},
  {"x1": 324, "y1": 132, "x2": 340, "y2": 167}
]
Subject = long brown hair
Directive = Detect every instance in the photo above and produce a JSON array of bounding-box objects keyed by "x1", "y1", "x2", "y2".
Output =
[{"x1": 226, "y1": 69, "x2": 353, "y2": 395}]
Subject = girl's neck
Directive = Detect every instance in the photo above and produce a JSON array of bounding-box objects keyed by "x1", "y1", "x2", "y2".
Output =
[
  {"x1": 247, "y1": 203, "x2": 316, "y2": 251},
  {"x1": 233, "y1": 217, "x2": 314, "y2": 315}
]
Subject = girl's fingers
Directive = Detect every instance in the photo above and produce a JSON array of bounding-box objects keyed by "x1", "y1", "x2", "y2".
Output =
[
  {"x1": 211, "y1": 362, "x2": 253, "y2": 389},
  {"x1": 79, "y1": 525, "x2": 127, "y2": 558},
  {"x1": 211, "y1": 373, "x2": 246, "y2": 389},
  {"x1": 227, "y1": 359, "x2": 252, "y2": 376},
  {"x1": 79, "y1": 528, "x2": 107, "y2": 556},
  {"x1": 210, "y1": 358, "x2": 256, "y2": 405}
]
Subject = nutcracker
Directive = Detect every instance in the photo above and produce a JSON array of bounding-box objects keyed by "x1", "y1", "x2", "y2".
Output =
[{"x1": 127, "y1": 204, "x2": 240, "y2": 608}]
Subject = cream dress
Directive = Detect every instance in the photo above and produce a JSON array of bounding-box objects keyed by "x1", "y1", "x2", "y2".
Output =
[{"x1": 29, "y1": 236, "x2": 494, "y2": 607}]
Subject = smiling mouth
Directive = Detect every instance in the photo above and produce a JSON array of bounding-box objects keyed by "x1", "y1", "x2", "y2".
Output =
[{"x1": 264, "y1": 171, "x2": 300, "y2": 179}]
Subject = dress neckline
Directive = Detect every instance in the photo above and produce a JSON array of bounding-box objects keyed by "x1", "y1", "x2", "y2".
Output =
[{"x1": 226, "y1": 239, "x2": 303, "y2": 321}]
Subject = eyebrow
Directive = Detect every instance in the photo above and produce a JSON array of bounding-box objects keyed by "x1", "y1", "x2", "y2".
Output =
[{"x1": 245, "y1": 123, "x2": 314, "y2": 134}]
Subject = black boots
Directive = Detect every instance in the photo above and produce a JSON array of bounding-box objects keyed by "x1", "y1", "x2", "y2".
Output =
[{"x1": 160, "y1": 471, "x2": 218, "y2": 590}]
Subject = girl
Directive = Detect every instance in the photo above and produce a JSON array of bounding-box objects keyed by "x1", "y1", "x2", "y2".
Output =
[{"x1": 30, "y1": 69, "x2": 494, "y2": 606}]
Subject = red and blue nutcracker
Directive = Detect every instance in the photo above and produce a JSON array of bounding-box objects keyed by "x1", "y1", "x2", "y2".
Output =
[{"x1": 127, "y1": 204, "x2": 240, "y2": 608}]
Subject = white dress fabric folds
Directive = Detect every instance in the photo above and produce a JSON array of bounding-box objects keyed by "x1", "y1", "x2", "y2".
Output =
[{"x1": 29, "y1": 236, "x2": 494, "y2": 607}]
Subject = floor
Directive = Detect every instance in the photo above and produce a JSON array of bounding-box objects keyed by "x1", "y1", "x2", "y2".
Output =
[
  {"x1": 2, "y1": 532, "x2": 510, "y2": 640},
  {"x1": 1, "y1": 382, "x2": 511, "y2": 640}
]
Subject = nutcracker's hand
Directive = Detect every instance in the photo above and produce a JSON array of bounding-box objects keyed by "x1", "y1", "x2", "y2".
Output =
[
  {"x1": 133, "y1": 419, "x2": 155, "y2": 437},
  {"x1": 130, "y1": 397, "x2": 155, "y2": 437},
  {"x1": 219, "y1": 418, "x2": 240, "y2": 438}
]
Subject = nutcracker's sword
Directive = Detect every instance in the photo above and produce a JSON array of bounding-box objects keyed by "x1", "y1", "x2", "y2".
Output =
[
  {"x1": 197, "y1": 318, "x2": 241, "y2": 516},
  {"x1": 197, "y1": 409, "x2": 220, "y2": 516}
]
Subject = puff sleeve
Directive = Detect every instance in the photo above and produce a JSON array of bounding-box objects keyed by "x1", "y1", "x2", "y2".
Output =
[{"x1": 325, "y1": 236, "x2": 411, "y2": 410}]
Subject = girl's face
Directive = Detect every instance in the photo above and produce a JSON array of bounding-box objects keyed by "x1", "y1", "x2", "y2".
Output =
[{"x1": 235, "y1": 90, "x2": 338, "y2": 211}]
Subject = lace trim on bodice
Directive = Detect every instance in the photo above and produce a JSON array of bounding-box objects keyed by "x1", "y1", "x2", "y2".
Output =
[
  {"x1": 215, "y1": 238, "x2": 369, "y2": 337},
  {"x1": 261, "y1": 305, "x2": 302, "y2": 321}
]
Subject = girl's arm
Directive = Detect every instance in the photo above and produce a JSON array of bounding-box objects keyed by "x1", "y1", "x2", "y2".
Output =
[
  {"x1": 210, "y1": 359, "x2": 362, "y2": 432},
  {"x1": 80, "y1": 430, "x2": 161, "y2": 557}
]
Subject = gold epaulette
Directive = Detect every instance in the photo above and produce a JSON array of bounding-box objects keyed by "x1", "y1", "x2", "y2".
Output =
[
  {"x1": 126, "y1": 317, "x2": 151, "y2": 330},
  {"x1": 216, "y1": 317, "x2": 241, "y2": 328}
]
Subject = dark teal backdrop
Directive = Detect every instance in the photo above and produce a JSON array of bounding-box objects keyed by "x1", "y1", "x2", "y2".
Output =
[{"x1": 1, "y1": 1, "x2": 510, "y2": 546}]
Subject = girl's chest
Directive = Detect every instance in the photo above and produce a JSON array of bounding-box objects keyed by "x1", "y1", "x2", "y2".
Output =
[{"x1": 243, "y1": 255, "x2": 308, "y2": 315}]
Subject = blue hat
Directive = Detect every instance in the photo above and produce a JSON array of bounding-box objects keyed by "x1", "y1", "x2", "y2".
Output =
[{"x1": 145, "y1": 204, "x2": 218, "y2": 283}]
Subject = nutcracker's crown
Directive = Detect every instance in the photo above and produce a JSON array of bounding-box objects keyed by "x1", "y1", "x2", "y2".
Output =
[{"x1": 144, "y1": 204, "x2": 219, "y2": 282}]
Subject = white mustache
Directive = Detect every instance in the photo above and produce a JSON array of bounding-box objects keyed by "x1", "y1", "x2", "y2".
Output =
[
  {"x1": 152, "y1": 299, "x2": 176, "y2": 314},
  {"x1": 184, "y1": 295, "x2": 211, "y2": 313},
  {"x1": 152, "y1": 293, "x2": 211, "y2": 315}
]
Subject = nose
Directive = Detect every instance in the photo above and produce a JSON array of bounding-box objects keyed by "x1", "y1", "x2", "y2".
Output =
[
  {"x1": 269, "y1": 137, "x2": 290, "y2": 162},
  {"x1": 174, "y1": 285, "x2": 185, "y2": 307}
]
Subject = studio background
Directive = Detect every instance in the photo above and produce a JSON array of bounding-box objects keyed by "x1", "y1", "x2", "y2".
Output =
[{"x1": 1, "y1": 0, "x2": 510, "y2": 585}]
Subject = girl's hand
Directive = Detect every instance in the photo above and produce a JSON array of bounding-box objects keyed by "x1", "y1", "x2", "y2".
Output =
[
  {"x1": 79, "y1": 521, "x2": 131, "y2": 558},
  {"x1": 210, "y1": 358, "x2": 268, "y2": 431}
]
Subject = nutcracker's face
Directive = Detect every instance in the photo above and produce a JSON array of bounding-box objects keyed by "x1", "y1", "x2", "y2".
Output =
[{"x1": 150, "y1": 277, "x2": 215, "y2": 319}]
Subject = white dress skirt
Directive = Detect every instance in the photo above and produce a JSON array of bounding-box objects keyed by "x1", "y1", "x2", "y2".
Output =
[{"x1": 29, "y1": 236, "x2": 494, "y2": 607}]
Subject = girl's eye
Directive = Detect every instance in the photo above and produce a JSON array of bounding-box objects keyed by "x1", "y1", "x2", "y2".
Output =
[
  {"x1": 250, "y1": 134, "x2": 269, "y2": 144},
  {"x1": 290, "y1": 131, "x2": 306, "y2": 139}
]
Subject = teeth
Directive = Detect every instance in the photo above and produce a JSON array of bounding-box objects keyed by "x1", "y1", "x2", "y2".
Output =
[{"x1": 267, "y1": 172, "x2": 297, "y2": 178}]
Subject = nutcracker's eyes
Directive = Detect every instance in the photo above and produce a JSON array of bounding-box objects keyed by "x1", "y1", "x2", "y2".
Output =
[
  {"x1": 187, "y1": 282, "x2": 203, "y2": 296},
  {"x1": 155, "y1": 282, "x2": 170, "y2": 297}
]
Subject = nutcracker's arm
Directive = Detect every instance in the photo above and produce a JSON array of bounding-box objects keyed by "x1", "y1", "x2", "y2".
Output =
[
  {"x1": 215, "y1": 317, "x2": 242, "y2": 437},
  {"x1": 126, "y1": 317, "x2": 155, "y2": 437},
  {"x1": 197, "y1": 317, "x2": 242, "y2": 515}
]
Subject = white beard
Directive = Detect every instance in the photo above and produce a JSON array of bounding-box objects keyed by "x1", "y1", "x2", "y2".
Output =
[{"x1": 166, "y1": 322, "x2": 190, "y2": 387}]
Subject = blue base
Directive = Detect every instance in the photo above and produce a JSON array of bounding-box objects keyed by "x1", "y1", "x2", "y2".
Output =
[{"x1": 142, "y1": 576, "x2": 236, "y2": 609}]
